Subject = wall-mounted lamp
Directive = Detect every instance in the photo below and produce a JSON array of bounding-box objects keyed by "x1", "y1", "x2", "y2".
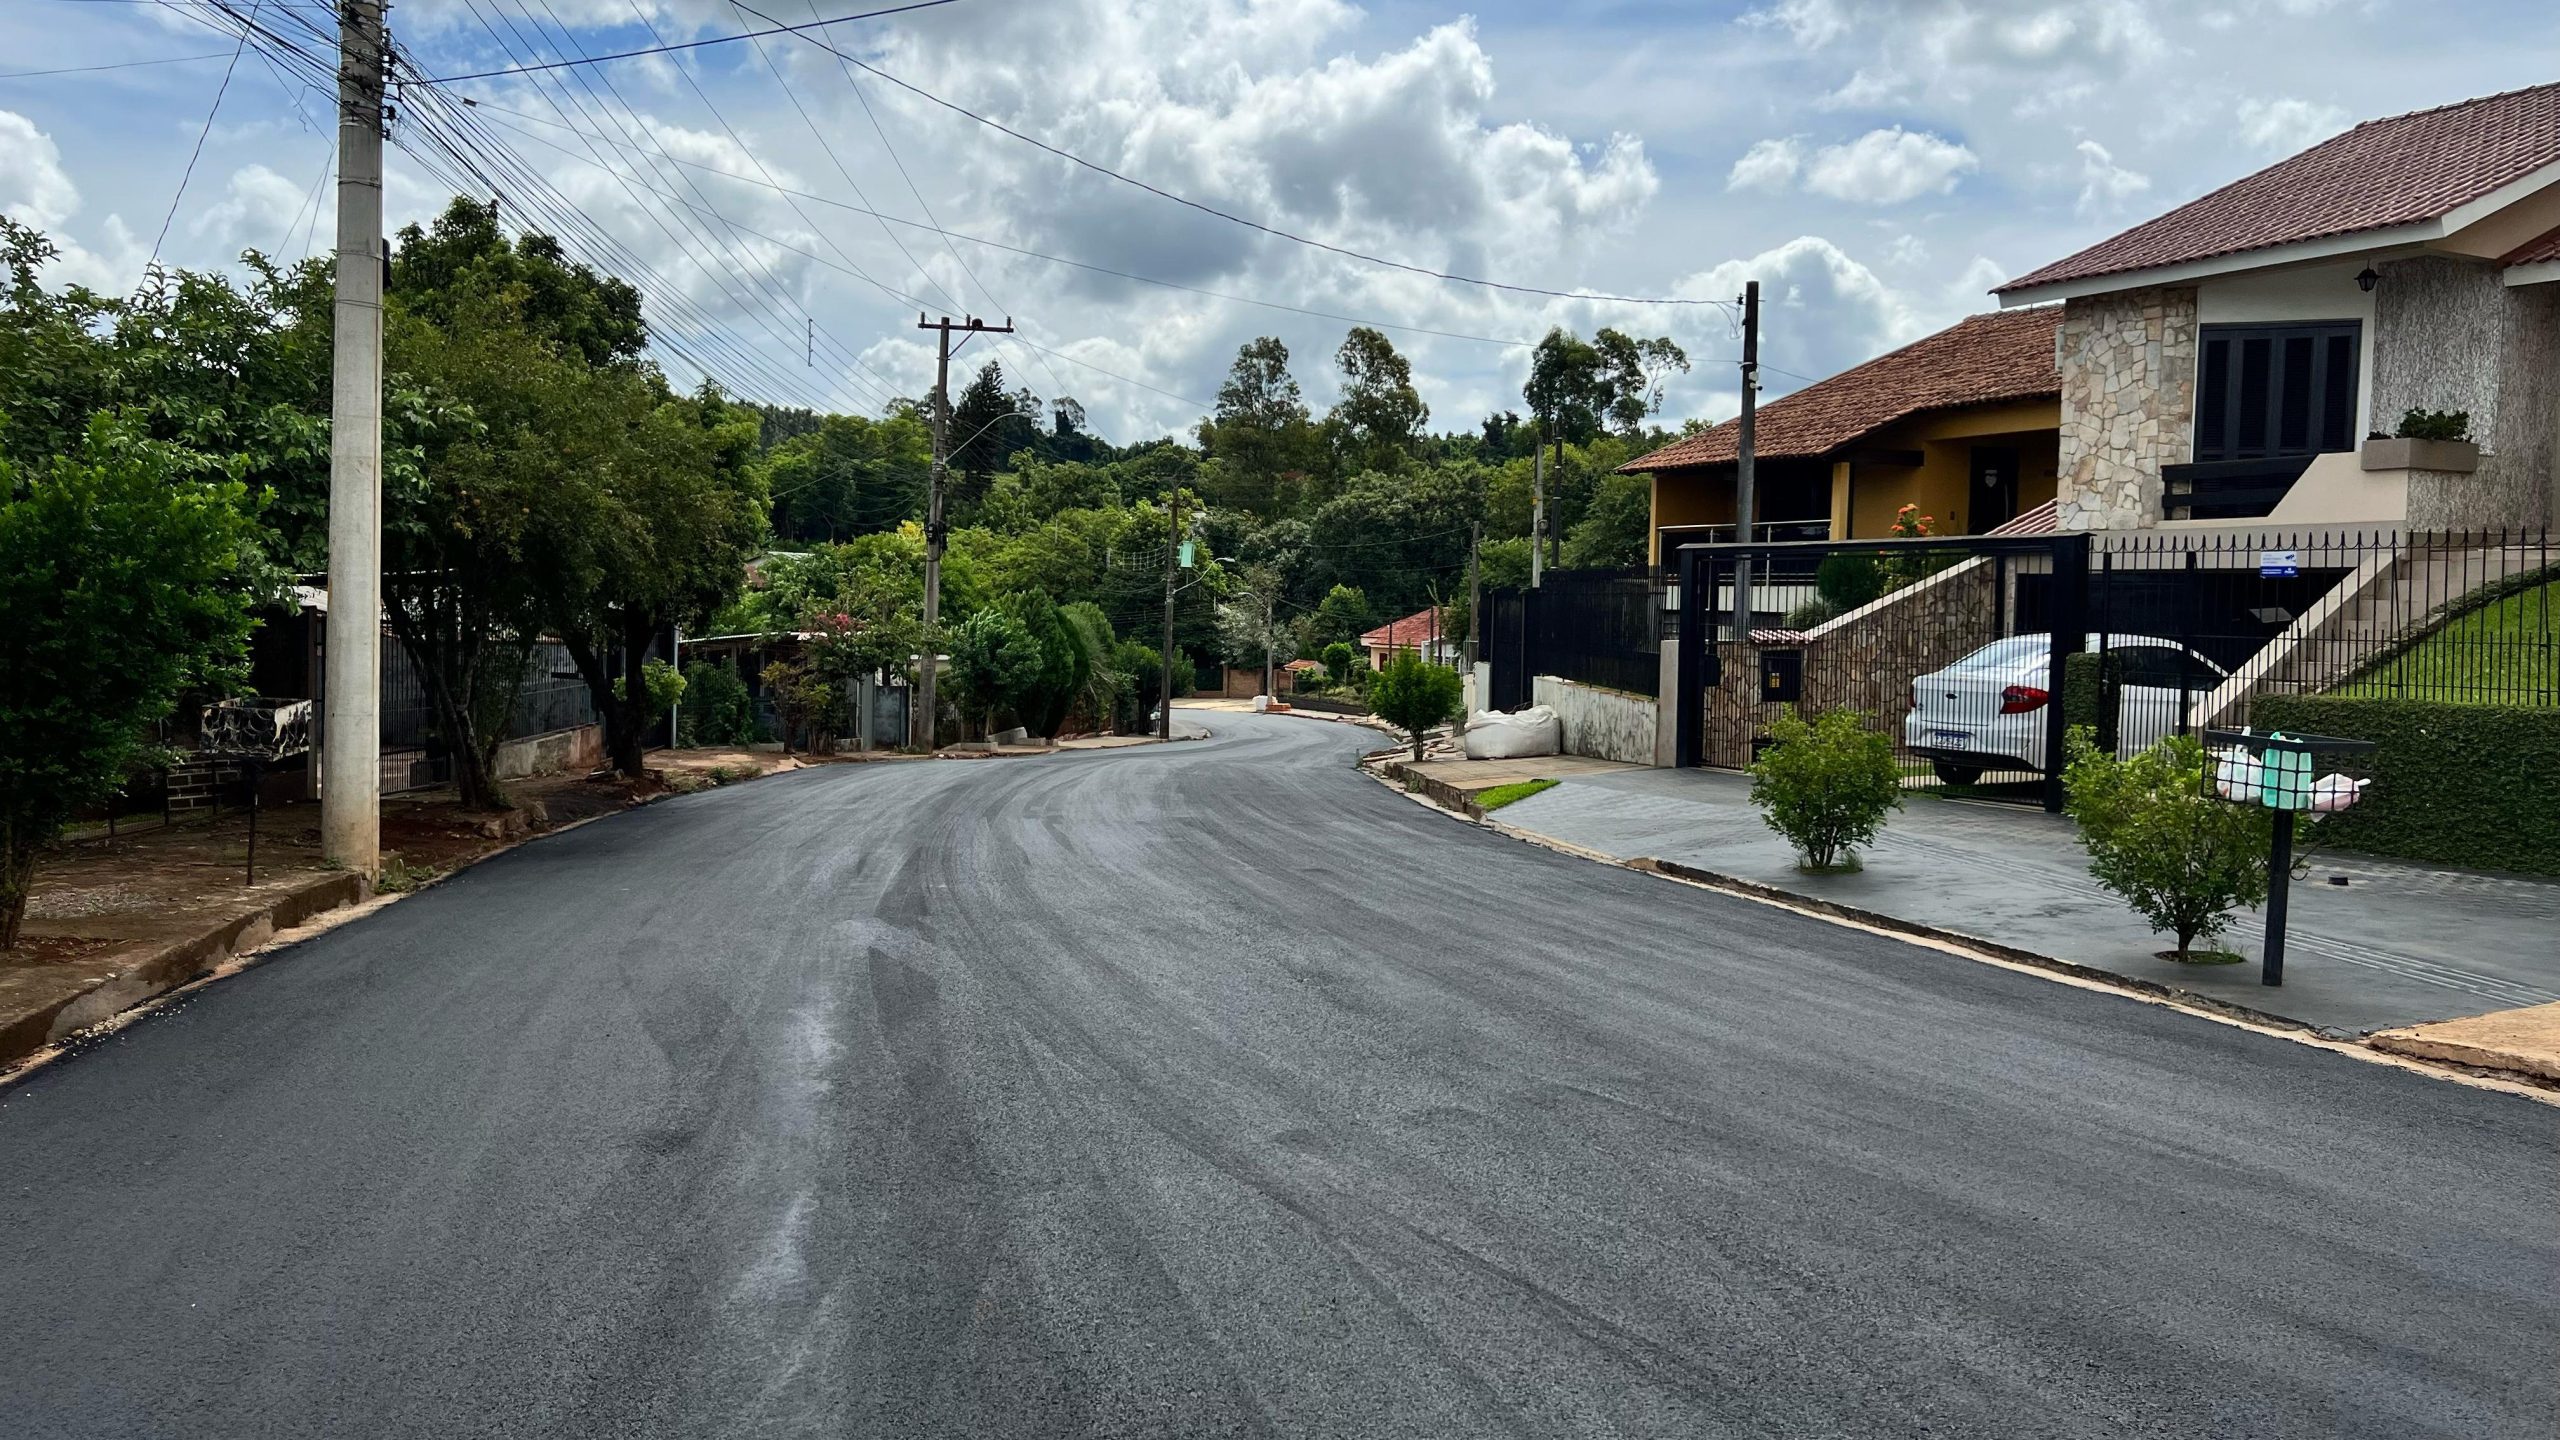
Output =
[{"x1": 2356, "y1": 266, "x2": 2380, "y2": 293}]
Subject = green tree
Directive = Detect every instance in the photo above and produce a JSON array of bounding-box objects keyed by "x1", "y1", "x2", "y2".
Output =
[
  {"x1": 1, "y1": 421, "x2": 262, "y2": 948},
  {"x1": 942, "y1": 605, "x2": 1047, "y2": 737},
  {"x1": 1560, "y1": 467, "x2": 1652, "y2": 569},
  {"x1": 680, "y1": 661, "x2": 755, "y2": 746},
  {"x1": 2064, "y1": 731, "x2": 2278, "y2": 959},
  {"x1": 1309, "y1": 584, "x2": 1376, "y2": 651},
  {"x1": 1320, "y1": 640, "x2": 1356, "y2": 684},
  {"x1": 1748, "y1": 707, "x2": 1904, "y2": 872},
  {"x1": 949, "y1": 360, "x2": 1041, "y2": 506},
  {"x1": 1524, "y1": 327, "x2": 1689, "y2": 443},
  {"x1": 1327, "y1": 327, "x2": 1428, "y2": 473},
  {"x1": 1200, "y1": 336, "x2": 1324, "y2": 510},
  {"x1": 1369, "y1": 651, "x2": 1464, "y2": 761},
  {"x1": 762, "y1": 410, "x2": 932, "y2": 541}
]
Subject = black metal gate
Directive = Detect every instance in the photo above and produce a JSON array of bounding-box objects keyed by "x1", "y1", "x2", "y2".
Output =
[
  {"x1": 1673, "y1": 534, "x2": 2088, "y2": 810},
  {"x1": 1481, "y1": 568, "x2": 1664, "y2": 713}
]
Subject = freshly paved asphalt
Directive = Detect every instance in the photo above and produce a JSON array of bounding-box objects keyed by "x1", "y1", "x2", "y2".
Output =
[{"x1": 3, "y1": 712, "x2": 2553, "y2": 1438}]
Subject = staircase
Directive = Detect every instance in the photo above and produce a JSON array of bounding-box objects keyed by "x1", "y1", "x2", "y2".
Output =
[{"x1": 2197, "y1": 538, "x2": 2548, "y2": 726}]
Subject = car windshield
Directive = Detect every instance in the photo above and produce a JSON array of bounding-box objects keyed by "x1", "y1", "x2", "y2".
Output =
[{"x1": 1946, "y1": 637, "x2": 2049, "y2": 671}]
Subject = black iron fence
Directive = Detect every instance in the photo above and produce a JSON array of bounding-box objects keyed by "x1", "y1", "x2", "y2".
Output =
[
  {"x1": 1659, "y1": 526, "x2": 2552, "y2": 812},
  {"x1": 380, "y1": 639, "x2": 602, "y2": 795},
  {"x1": 1482, "y1": 568, "x2": 1667, "y2": 710}
]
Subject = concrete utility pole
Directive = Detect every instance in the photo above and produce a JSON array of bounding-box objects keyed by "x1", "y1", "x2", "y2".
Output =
[
  {"x1": 1159, "y1": 489, "x2": 1183, "y2": 739},
  {"x1": 1733, "y1": 279, "x2": 1761, "y2": 635},
  {"x1": 321, "y1": 0, "x2": 386, "y2": 877},
  {"x1": 913, "y1": 313, "x2": 1011, "y2": 749},
  {"x1": 1465, "y1": 519, "x2": 1481, "y2": 671},
  {"x1": 1530, "y1": 418, "x2": 1547, "y2": 588}
]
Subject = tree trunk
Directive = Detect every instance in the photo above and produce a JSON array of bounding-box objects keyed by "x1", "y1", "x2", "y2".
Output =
[{"x1": 0, "y1": 826, "x2": 38, "y2": 953}]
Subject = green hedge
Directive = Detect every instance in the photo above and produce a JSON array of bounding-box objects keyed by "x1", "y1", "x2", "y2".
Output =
[
  {"x1": 2062, "y1": 651, "x2": 2123, "y2": 754},
  {"x1": 2251, "y1": 695, "x2": 2560, "y2": 876}
]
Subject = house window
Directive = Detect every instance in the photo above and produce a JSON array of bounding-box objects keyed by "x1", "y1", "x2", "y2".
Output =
[{"x1": 2193, "y1": 322, "x2": 2359, "y2": 463}]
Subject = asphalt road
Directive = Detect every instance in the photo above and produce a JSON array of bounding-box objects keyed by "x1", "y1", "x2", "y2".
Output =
[{"x1": 3, "y1": 712, "x2": 2553, "y2": 1438}]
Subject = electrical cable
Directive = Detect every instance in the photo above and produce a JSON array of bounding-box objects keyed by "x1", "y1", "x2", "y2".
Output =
[{"x1": 410, "y1": 0, "x2": 959, "y2": 85}]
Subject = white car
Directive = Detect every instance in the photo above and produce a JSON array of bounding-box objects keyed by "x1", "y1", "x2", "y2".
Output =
[{"x1": 1901, "y1": 634, "x2": 2228, "y2": 785}]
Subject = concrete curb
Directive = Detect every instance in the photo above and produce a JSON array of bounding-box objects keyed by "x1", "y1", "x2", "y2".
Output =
[
  {"x1": 1633, "y1": 857, "x2": 2325, "y2": 1038},
  {"x1": 0, "y1": 870, "x2": 369, "y2": 1070},
  {"x1": 2369, "y1": 1030, "x2": 2560, "y2": 1083}
]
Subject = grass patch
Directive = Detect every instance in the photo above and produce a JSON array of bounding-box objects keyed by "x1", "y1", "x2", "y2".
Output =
[
  {"x1": 1475, "y1": 778, "x2": 1559, "y2": 812},
  {"x1": 2158, "y1": 948, "x2": 2246, "y2": 966},
  {"x1": 2338, "y1": 574, "x2": 2558, "y2": 706}
]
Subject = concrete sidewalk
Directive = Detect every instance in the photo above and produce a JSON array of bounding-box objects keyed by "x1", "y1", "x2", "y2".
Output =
[{"x1": 1471, "y1": 765, "x2": 2559, "y2": 1037}]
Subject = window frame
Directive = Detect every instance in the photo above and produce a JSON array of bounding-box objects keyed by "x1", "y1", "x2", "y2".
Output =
[{"x1": 2191, "y1": 320, "x2": 2361, "y2": 465}]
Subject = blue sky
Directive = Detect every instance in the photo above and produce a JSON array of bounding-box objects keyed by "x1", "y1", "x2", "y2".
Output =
[{"x1": 5, "y1": 0, "x2": 2558, "y2": 440}]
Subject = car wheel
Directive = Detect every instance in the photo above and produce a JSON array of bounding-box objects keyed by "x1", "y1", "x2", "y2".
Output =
[{"x1": 1932, "y1": 761, "x2": 1984, "y2": 786}]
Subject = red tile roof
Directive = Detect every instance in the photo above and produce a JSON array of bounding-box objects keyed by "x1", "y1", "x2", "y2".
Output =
[
  {"x1": 1984, "y1": 498, "x2": 2058, "y2": 537},
  {"x1": 1619, "y1": 308, "x2": 2059, "y2": 474},
  {"x1": 2000, "y1": 82, "x2": 2560, "y2": 295},
  {"x1": 1360, "y1": 607, "x2": 1448, "y2": 650}
]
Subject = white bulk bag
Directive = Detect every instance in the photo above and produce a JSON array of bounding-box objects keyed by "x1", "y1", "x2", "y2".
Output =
[{"x1": 1464, "y1": 705, "x2": 1560, "y2": 760}]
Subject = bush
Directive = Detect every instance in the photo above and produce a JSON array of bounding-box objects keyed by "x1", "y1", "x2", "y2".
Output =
[
  {"x1": 2063, "y1": 730, "x2": 2275, "y2": 958},
  {"x1": 2253, "y1": 695, "x2": 2560, "y2": 876},
  {"x1": 1320, "y1": 640, "x2": 1356, "y2": 684},
  {"x1": 1369, "y1": 652, "x2": 1463, "y2": 761},
  {"x1": 681, "y1": 662, "x2": 755, "y2": 747},
  {"x1": 1815, "y1": 553, "x2": 1886, "y2": 613},
  {"x1": 2060, "y1": 650, "x2": 2124, "y2": 754},
  {"x1": 1747, "y1": 707, "x2": 1903, "y2": 872},
  {"x1": 1784, "y1": 596, "x2": 1842, "y2": 631},
  {"x1": 2395, "y1": 408, "x2": 2470, "y2": 442},
  {"x1": 643, "y1": 657, "x2": 685, "y2": 718}
]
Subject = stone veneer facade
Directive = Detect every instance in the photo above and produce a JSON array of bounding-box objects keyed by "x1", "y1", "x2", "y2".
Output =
[
  {"x1": 2054, "y1": 286, "x2": 2197, "y2": 531},
  {"x1": 2373, "y1": 255, "x2": 2560, "y2": 530}
]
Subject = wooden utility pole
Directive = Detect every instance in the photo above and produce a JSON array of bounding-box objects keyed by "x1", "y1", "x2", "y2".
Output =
[
  {"x1": 914, "y1": 313, "x2": 1011, "y2": 749},
  {"x1": 1733, "y1": 280, "x2": 1761, "y2": 633},
  {"x1": 321, "y1": 0, "x2": 386, "y2": 877},
  {"x1": 1159, "y1": 490, "x2": 1183, "y2": 739}
]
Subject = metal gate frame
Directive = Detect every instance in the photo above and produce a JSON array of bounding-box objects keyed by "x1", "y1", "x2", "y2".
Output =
[{"x1": 1672, "y1": 533, "x2": 2089, "y2": 813}]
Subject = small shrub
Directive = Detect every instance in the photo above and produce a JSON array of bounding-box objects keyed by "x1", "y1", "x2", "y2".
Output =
[
  {"x1": 1321, "y1": 641, "x2": 1356, "y2": 684},
  {"x1": 642, "y1": 658, "x2": 686, "y2": 718},
  {"x1": 1369, "y1": 652, "x2": 1464, "y2": 761},
  {"x1": 2063, "y1": 730, "x2": 2277, "y2": 959},
  {"x1": 681, "y1": 662, "x2": 755, "y2": 747},
  {"x1": 1815, "y1": 553, "x2": 1886, "y2": 613},
  {"x1": 2395, "y1": 408, "x2": 2470, "y2": 442},
  {"x1": 1784, "y1": 596, "x2": 1842, "y2": 631},
  {"x1": 1748, "y1": 707, "x2": 1903, "y2": 872}
]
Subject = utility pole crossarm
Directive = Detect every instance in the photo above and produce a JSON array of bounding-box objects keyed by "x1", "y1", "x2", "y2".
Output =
[{"x1": 913, "y1": 313, "x2": 1014, "y2": 750}]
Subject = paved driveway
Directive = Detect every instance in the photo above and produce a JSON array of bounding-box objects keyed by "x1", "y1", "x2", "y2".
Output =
[{"x1": 3, "y1": 713, "x2": 2552, "y2": 1437}]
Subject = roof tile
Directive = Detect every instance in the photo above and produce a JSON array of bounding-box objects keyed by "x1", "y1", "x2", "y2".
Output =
[
  {"x1": 2001, "y1": 82, "x2": 2560, "y2": 294},
  {"x1": 1619, "y1": 308, "x2": 2059, "y2": 474}
]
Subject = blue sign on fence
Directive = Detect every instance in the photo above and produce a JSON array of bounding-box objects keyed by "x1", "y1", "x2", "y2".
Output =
[{"x1": 2258, "y1": 549, "x2": 2300, "y2": 578}]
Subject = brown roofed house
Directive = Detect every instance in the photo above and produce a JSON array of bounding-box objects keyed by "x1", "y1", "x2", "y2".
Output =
[
  {"x1": 1996, "y1": 80, "x2": 2560, "y2": 531},
  {"x1": 1619, "y1": 307, "x2": 2063, "y2": 564}
]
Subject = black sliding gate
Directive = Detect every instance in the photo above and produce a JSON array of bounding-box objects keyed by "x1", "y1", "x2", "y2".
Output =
[{"x1": 1482, "y1": 568, "x2": 1666, "y2": 713}]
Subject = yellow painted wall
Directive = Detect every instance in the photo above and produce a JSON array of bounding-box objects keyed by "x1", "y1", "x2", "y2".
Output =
[{"x1": 1646, "y1": 470, "x2": 1737, "y2": 563}]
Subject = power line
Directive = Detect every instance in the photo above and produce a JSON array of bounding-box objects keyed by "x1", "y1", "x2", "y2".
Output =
[
  {"x1": 411, "y1": 0, "x2": 958, "y2": 84},
  {"x1": 0, "y1": 51, "x2": 231, "y2": 78},
  {"x1": 726, "y1": 0, "x2": 1739, "y2": 312},
  {"x1": 148, "y1": 4, "x2": 254, "y2": 267}
]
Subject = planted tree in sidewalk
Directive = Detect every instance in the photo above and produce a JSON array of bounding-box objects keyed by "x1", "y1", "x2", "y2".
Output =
[
  {"x1": 2062, "y1": 730, "x2": 2276, "y2": 961},
  {"x1": 0, "y1": 421, "x2": 261, "y2": 949},
  {"x1": 942, "y1": 606, "x2": 1046, "y2": 739},
  {"x1": 1747, "y1": 707, "x2": 1902, "y2": 873},
  {"x1": 1369, "y1": 651, "x2": 1463, "y2": 762}
]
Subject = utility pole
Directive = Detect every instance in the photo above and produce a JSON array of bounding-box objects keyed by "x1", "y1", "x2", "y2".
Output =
[
  {"x1": 321, "y1": 0, "x2": 386, "y2": 878},
  {"x1": 1159, "y1": 489, "x2": 1183, "y2": 739},
  {"x1": 1530, "y1": 415, "x2": 1547, "y2": 588},
  {"x1": 1465, "y1": 519, "x2": 1481, "y2": 671},
  {"x1": 1733, "y1": 279, "x2": 1761, "y2": 635},
  {"x1": 913, "y1": 313, "x2": 1012, "y2": 749},
  {"x1": 1261, "y1": 589, "x2": 1276, "y2": 701}
]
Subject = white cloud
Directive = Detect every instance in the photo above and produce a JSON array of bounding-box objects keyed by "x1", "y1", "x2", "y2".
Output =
[
  {"x1": 2236, "y1": 95, "x2": 2352, "y2": 155},
  {"x1": 1673, "y1": 236, "x2": 1923, "y2": 394},
  {"x1": 2073, "y1": 139, "x2": 2150, "y2": 218},
  {"x1": 1802, "y1": 127, "x2": 1978, "y2": 204},
  {"x1": 191, "y1": 164, "x2": 311, "y2": 258},
  {"x1": 0, "y1": 109, "x2": 81, "y2": 229},
  {"x1": 1886, "y1": 233, "x2": 1931, "y2": 267},
  {"x1": 1727, "y1": 137, "x2": 1804, "y2": 191}
]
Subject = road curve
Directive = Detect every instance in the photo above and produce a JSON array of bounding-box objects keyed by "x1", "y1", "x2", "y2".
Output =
[{"x1": 3, "y1": 712, "x2": 2553, "y2": 1438}]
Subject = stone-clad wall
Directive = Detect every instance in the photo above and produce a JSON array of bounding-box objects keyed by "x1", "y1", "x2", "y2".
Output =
[
  {"x1": 1533, "y1": 676, "x2": 1655, "y2": 766},
  {"x1": 2056, "y1": 286, "x2": 2197, "y2": 531},
  {"x1": 2376, "y1": 256, "x2": 2560, "y2": 529}
]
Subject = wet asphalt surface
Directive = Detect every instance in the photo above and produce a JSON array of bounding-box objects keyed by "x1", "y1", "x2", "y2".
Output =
[{"x1": 2, "y1": 712, "x2": 2554, "y2": 1438}]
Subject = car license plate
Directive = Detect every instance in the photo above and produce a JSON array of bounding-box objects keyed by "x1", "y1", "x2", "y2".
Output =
[{"x1": 1930, "y1": 729, "x2": 1971, "y2": 743}]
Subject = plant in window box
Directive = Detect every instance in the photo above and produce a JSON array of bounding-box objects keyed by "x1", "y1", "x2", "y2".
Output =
[{"x1": 2361, "y1": 409, "x2": 2479, "y2": 474}]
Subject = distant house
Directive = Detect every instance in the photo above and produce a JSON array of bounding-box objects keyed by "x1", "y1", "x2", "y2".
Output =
[
  {"x1": 1361, "y1": 607, "x2": 1458, "y2": 669},
  {"x1": 1619, "y1": 308, "x2": 2062, "y2": 563},
  {"x1": 1996, "y1": 81, "x2": 2560, "y2": 531}
]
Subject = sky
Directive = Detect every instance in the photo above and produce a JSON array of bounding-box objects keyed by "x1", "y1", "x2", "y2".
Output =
[{"x1": 4, "y1": 0, "x2": 2558, "y2": 443}]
